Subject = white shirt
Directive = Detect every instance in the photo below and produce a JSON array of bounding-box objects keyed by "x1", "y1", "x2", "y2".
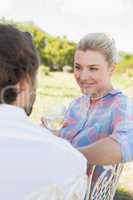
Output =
[{"x1": 0, "y1": 104, "x2": 87, "y2": 200}]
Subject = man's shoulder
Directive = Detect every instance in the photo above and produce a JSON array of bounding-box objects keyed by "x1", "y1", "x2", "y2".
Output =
[{"x1": 1, "y1": 118, "x2": 87, "y2": 166}]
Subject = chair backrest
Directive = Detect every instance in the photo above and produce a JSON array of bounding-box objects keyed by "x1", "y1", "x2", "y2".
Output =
[
  {"x1": 84, "y1": 165, "x2": 95, "y2": 200},
  {"x1": 88, "y1": 164, "x2": 123, "y2": 200}
]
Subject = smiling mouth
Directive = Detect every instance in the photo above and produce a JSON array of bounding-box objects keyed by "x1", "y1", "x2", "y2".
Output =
[{"x1": 80, "y1": 83, "x2": 96, "y2": 88}]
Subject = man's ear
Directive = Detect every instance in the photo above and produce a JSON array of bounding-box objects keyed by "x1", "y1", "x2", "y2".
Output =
[{"x1": 16, "y1": 79, "x2": 29, "y2": 94}]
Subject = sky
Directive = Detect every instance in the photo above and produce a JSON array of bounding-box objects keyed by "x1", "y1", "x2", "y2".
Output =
[{"x1": 0, "y1": 0, "x2": 133, "y2": 53}]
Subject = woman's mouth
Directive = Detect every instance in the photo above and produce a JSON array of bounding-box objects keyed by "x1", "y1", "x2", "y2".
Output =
[{"x1": 80, "y1": 83, "x2": 96, "y2": 88}]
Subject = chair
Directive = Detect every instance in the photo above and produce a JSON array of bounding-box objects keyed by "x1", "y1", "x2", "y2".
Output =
[
  {"x1": 84, "y1": 164, "x2": 95, "y2": 200},
  {"x1": 85, "y1": 164, "x2": 123, "y2": 200},
  {"x1": 26, "y1": 164, "x2": 123, "y2": 200}
]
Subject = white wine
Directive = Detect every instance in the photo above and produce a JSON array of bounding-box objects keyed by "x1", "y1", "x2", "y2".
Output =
[{"x1": 45, "y1": 115, "x2": 64, "y2": 131}]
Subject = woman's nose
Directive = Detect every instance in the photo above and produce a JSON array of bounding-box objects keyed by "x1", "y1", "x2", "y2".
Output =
[{"x1": 80, "y1": 69, "x2": 90, "y2": 81}]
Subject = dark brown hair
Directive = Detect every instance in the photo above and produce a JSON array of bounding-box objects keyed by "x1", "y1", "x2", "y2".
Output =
[{"x1": 0, "y1": 24, "x2": 39, "y2": 104}]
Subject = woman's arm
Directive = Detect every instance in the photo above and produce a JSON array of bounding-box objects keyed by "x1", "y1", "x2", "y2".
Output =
[{"x1": 79, "y1": 136, "x2": 122, "y2": 165}]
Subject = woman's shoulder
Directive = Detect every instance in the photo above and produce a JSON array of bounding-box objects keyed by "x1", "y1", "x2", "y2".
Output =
[
  {"x1": 112, "y1": 90, "x2": 132, "y2": 104},
  {"x1": 111, "y1": 90, "x2": 133, "y2": 113}
]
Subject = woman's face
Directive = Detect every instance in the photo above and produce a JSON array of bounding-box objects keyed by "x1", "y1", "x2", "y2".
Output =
[{"x1": 74, "y1": 50, "x2": 115, "y2": 97}]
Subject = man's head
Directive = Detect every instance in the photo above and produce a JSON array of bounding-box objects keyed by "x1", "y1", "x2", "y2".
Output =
[{"x1": 0, "y1": 24, "x2": 39, "y2": 115}]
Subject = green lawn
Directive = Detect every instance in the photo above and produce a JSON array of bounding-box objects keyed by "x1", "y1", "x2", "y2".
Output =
[{"x1": 31, "y1": 68, "x2": 133, "y2": 199}]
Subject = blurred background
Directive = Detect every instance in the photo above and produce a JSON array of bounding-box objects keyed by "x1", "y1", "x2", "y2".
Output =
[{"x1": 0, "y1": 0, "x2": 133, "y2": 199}]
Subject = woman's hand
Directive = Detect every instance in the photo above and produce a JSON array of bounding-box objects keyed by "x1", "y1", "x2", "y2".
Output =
[
  {"x1": 40, "y1": 117, "x2": 47, "y2": 129},
  {"x1": 40, "y1": 117, "x2": 60, "y2": 136}
]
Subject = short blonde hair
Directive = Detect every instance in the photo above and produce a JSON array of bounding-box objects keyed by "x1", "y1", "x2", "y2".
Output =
[{"x1": 77, "y1": 33, "x2": 118, "y2": 65}]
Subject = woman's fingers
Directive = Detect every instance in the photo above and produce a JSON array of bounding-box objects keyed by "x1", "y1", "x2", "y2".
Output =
[
  {"x1": 62, "y1": 121, "x2": 69, "y2": 128},
  {"x1": 40, "y1": 117, "x2": 47, "y2": 128}
]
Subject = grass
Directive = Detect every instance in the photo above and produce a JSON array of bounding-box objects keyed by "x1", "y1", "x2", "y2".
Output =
[
  {"x1": 31, "y1": 68, "x2": 133, "y2": 199},
  {"x1": 114, "y1": 188, "x2": 133, "y2": 200},
  {"x1": 31, "y1": 70, "x2": 81, "y2": 122}
]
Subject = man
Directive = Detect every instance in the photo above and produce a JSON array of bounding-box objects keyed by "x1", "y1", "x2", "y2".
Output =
[{"x1": 0, "y1": 25, "x2": 87, "y2": 200}]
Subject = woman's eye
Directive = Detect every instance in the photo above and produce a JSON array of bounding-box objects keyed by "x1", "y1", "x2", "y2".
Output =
[
  {"x1": 90, "y1": 68, "x2": 98, "y2": 71},
  {"x1": 74, "y1": 65, "x2": 80, "y2": 70}
]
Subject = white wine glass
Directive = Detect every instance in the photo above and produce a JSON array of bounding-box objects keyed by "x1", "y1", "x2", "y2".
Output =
[{"x1": 42, "y1": 104, "x2": 66, "y2": 132}]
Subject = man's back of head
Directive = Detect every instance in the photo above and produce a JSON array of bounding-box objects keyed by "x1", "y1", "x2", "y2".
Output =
[{"x1": 0, "y1": 24, "x2": 39, "y2": 115}]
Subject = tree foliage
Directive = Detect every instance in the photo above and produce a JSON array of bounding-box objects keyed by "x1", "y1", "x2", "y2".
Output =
[
  {"x1": 117, "y1": 52, "x2": 133, "y2": 76},
  {"x1": 0, "y1": 19, "x2": 76, "y2": 71},
  {"x1": 0, "y1": 18, "x2": 133, "y2": 76}
]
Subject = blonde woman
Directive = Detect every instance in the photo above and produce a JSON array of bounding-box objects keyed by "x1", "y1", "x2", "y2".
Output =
[{"x1": 60, "y1": 33, "x2": 133, "y2": 184}]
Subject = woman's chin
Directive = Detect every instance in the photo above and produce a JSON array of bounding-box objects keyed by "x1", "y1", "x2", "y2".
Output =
[{"x1": 82, "y1": 89, "x2": 91, "y2": 95}]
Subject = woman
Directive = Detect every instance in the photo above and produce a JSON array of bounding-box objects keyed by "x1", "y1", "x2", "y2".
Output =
[{"x1": 59, "y1": 33, "x2": 133, "y2": 183}]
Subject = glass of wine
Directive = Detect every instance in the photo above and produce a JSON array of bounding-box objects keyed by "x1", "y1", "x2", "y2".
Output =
[{"x1": 42, "y1": 104, "x2": 66, "y2": 132}]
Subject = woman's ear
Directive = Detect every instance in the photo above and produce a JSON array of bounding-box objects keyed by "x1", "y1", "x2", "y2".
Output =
[{"x1": 109, "y1": 63, "x2": 116, "y2": 75}]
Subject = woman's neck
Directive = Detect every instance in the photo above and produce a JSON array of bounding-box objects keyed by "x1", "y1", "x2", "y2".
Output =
[{"x1": 90, "y1": 85, "x2": 114, "y2": 102}]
